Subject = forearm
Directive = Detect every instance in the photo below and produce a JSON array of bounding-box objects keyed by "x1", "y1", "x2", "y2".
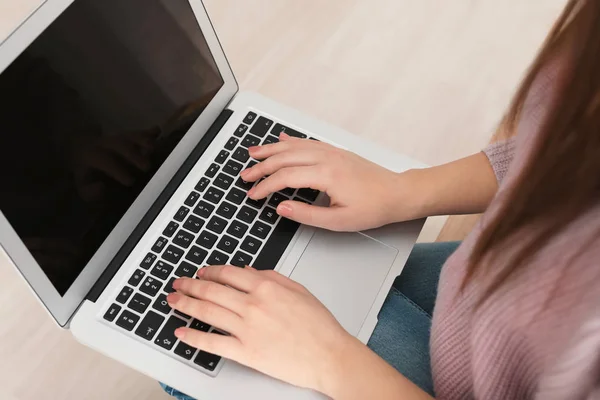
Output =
[
  {"x1": 392, "y1": 152, "x2": 498, "y2": 222},
  {"x1": 319, "y1": 337, "x2": 433, "y2": 400}
]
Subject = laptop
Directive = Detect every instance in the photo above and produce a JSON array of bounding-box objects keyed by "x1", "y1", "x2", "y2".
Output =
[{"x1": 0, "y1": 0, "x2": 425, "y2": 398}]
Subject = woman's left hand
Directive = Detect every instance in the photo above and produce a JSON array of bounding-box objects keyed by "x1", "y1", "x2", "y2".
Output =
[{"x1": 168, "y1": 265, "x2": 354, "y2": 394}]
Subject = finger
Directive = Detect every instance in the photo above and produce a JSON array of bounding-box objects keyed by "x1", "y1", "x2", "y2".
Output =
[
  {"x1": 198, "y1": 265, "x2": 263, "y2": 293},
  {"x1": 175, "y1": 328, "x2": 241, "y2": 360},
  {"x1": 276, "y1": 201, "x2": 351, "y2": 231},
  {"x1": 248, "y1": 166, "x2": 324, "y2": 199},
  {"x1": 258, "y1": 270, "x2": 306, "y2": 293},
  {"x1": 167, "y1": 292, "x2": 243, "y2": 335},
  {"x1": 241, "y1": 151, "x2": 320, "y2": 184},
  {"x1": 173, "y1": 277, "x2": 248, "y2": 316},
  {"x1": 248, "y1": 136, "x2": 318, "y2": 160}
]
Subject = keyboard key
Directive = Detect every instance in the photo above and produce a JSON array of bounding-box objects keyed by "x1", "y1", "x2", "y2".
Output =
[
  {"x1": 235, "y1": 177, "x2": 253, "y2": 191},
  {"x1": 155, "y1": 316, "x2": 186, "y2": 350},
  {"x1": 262, "y1": 135, "x2": 279, "y2": 145},
  {"x1": 309, "y1": 137, "x2": 320, "y2": 141},
  {"x1": 226, "y1": 220, "x2": 248, "y2": 239},
  {"x1": 203, "y1": 187, "x2": 225, "y2": 204},
  {"x1": 174, "y1": 309, "x2": 191, "y2": 319},
  {"x1": 246, "y1": 197, "x2": 266, "y2": 209},
  {"x1": 151, "y1": 237, "x2": 168, "y2": 253},
  {"x1": 215, "y1": 150, "x2": 229, "y2": 164},
  {"x1": 193, "y1": 200, "x2": 214, "y2": 219},
  {"x1": 135, "y1": 311, "x2": 164, "y2": 341},
  {"x1": 194, "y1": 350, "x2": 221, "y2": 371},
  {"x1": 281, "y1": 187, "x2": 295, "y2": 196},
  {"x1": 103, "y1": 303, "x2": 121, "y2": 322},
  {"x1": 240, "y1": 236, "x2": 262, "y2": 255},
  {"x1": 151, "y1": 260, "x2": 174, "y2": 280},
  {"x1": 216, "y1": 202, "x2": 238, "y2": 219},
  {"x1": 174, "y1": 206, "x2": 191, "y2": 222},
  {"x1": 174, "y1": 341, "x2": 197, "y2": 360},
  {"x1": 231, "y1": 251, "x2": 253, "y2": 268},
  {"x1": 140, "y1": 252, "x2": 157, "y2": 270},
  {"x1": 164, "y1": 277, "x2": 177, "y2": 294},
  {"x1": 196, "y1": 230, "x2": 218, "y2": 249},
  {"x1": 232, "y1": 147, "x2": 250, "y2": 163},
  {"x1": 241, "y1": 134, "x2": 261, "y2": 148},
  {"x1": 207, "y1": 250, "x2": 228, "y2": 265},
  {"x1": 140, "y1": 277, "x2": 162, "y2": 297},
  {"x1": 243, "y1": 112, "x2": 257, "y2": 125},
  {"x1": 214, "y1": 173, "x2": 234, "y2": 190},
  {"x1": 268, "y1": 192, "x2": 289, "y2": 208},
  {"x1": 195, "y1": 177, "x2": 210, "y2": 193},
  {"x1": 259, "y1": 207, "x2": 279, "y2": 224},
  {"x1": 297, "y1": 188, "x2": 319, "y2": 202},
  {"x1": 116, "y1": 286, "x2": 134, "y2": 304},
  {"x1": 128, "y1": 293, "x2": 152, "y2": 314},
  {"x1": 205, "y1": 163, "x2": 219, "y2": 178},
  {"x1": 250, "y1": 221, "x2": 271, "y2": 239},
  {"x1": 271, "y1": 123, "x2": 307, "y2": 139},
  {"x1": 207, "y1": 216, "x2": 228, "y2": 234},
  {"x1": 116, "y1": 310, "x2": 140, "y2": 331},
  {"x1": 183, "y1": 215, "x2": 205, "y2": 233},
  {"x1": 163, "y1": 221, "x2": 179, "y2": 238},
  {"x1": 175, "y1": 261, "x2": 197, "y2": 278},
  {"x1": 185, "y1": 246, "x2": 208, "y2": 266},
  {"x1": 223, "y1": 160, "x2": 243, "y2": 176},
  {"x1": 191, "y1": 319, "x2": 211, "y2": 332},
  {"x1": 226, "y1": 187, "x2": 246, "y2": 205},
  {"x1": 152, "y1": 294, "x2": 171, "y2": 314},
  {"x1": 173, "y1": 229, "x2": 195, "y2": 248},
  {"x1": 237, "y1": 206, "x2": 258, "y2": 224},
  {"x1": 234, "y1": 124, "x2": 248, "y2": 137},
  {"x1": 293, "y1": 196, "x2": 309, "y2": 204},
  {"x1": 247, "y1": 160, "x2": 259, "y2": 169},
  {"x1": 163, "y1": 245, "x2": 184, "y2": 264},
  {"x1": 128, "y1": 269, "x2": 146, "y2": 287},
  {"x1": 249, "y1": 116, "x2": 274, "y2": 138},
  {"x1": 184, "y1": 191, "x2": 201, "y2": 207},
  {"x1": 254, "y1": 218, "x2": 300, "y2": 270},
  {"x1": 224, "y1": 136, "x2": 239, "y2": 151},
  {"x1": 217, "y1": 235, "x2": 239, "y2": 254}
]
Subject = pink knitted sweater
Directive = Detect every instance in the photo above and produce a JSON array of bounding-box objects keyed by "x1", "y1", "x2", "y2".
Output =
[{"x1": 430, "y1": 55, "x2": 600, "y2": 398}]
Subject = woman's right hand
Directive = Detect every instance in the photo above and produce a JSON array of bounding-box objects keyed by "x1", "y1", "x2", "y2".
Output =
[{"x1": 242, "y1": 133, "x2": 417, "y2": 232}]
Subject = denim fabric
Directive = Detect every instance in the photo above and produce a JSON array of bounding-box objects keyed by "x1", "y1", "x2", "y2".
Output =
[{"x1": 161, "y1": 242, "x2": 460, "y2": 399}]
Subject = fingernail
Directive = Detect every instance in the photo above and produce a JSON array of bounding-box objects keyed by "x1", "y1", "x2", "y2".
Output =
[
  {"x1": 245, "y1": 265, "x2": 256, "y2": 270},
  {"x1": 248, "y1": 146, "x2": 259, "y2": 152},
  {"x1": 174, "y1": 328, "x2": 185, "y2": 339},
  {"x1": 167, "y1": 293, "x2": 181, "y2": 305},
  {"x1": 247, "y1": 187, "x2": 255, "y2": 197},
  {"x1": 277, "y1": 203, "x2": 292, "y2": 216},
  {"x1": 197, "y1": 267, "x2": 206, "y2": 277},
  {"x1": 172, "y1": 278, "x2": 183, "y2": 290},
  {"x1": 241, "y1": 169, "x2": 250, "y2": 177}
]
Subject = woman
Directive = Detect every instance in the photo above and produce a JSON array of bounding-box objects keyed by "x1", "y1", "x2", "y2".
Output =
[{"x1": 163, "y1": 0, "x2": 600, "y2": 398}]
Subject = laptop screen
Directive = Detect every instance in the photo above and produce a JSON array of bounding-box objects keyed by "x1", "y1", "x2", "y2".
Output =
[{"x1": 0, "y1": 0, "x2": 224, "y2": 295}]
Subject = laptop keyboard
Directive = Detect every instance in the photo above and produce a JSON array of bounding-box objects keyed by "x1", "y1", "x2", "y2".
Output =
[{"x1": 102, "y1": 111, "x2": 319, "y2": 374}]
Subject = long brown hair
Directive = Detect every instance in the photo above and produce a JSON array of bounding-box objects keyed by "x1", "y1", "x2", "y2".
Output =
[{"x1": 464, "y1": 0, "x2": 600, "y2": 298}]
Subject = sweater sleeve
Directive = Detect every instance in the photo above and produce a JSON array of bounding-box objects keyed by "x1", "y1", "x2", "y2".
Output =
[{"x1": 483, "y1": 137, "x2": 516, "y2": 184}]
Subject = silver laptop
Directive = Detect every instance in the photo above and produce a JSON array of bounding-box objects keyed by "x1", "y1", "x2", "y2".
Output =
[{"x1": 0, "y1": 0, "x2": 425, "y2": 398}]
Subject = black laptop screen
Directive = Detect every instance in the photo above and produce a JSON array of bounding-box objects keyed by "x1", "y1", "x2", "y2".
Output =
[{"x1": 0, "y1": 0, "x2": 224, "y2": 295}]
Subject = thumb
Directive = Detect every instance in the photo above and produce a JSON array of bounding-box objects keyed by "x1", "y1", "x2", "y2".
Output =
[{"x1": 276, "y1": 200, "x2": 350, "y2": 231}]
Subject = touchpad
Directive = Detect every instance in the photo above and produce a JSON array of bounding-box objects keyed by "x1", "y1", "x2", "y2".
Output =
[{"x1": 289, "y1": 229, "x2": 398, "y2": 336}]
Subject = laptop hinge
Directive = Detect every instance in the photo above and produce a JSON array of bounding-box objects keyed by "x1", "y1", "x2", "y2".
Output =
[{"x1": 85, "y1": 109, "x2": 233, "y2": 302}]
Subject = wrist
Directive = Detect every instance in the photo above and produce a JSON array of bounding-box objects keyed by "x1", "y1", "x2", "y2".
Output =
[
  {"x1": 386, "y1": 169, "x2": 432, "y2": 224},
  {"x1": 315, "y1": 334, "x2": 365, "y2": 398}
]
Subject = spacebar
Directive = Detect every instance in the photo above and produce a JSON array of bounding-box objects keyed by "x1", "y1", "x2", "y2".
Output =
[{"x1": 253, "y1": 218, "x2": 300, "y2": 270}]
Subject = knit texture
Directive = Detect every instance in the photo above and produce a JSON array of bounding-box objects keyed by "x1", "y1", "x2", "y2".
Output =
[{"x1": 430, "y1": 51, "x2": 600, "y2": 398}]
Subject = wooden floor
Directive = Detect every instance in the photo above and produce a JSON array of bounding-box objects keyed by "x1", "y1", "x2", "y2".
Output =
[{"x1": 0, "y1": 0, "x2": 565, "y2": 398}]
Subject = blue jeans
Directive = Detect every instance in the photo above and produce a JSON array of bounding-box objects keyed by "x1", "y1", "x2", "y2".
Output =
[{"x1": 161, "y1": 242, "x2": 460, "y2": 399}]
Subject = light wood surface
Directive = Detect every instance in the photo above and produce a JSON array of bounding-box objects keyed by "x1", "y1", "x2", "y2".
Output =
[{"x1": 0, "y1": 1, "x2": 565, "y2": 399}]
